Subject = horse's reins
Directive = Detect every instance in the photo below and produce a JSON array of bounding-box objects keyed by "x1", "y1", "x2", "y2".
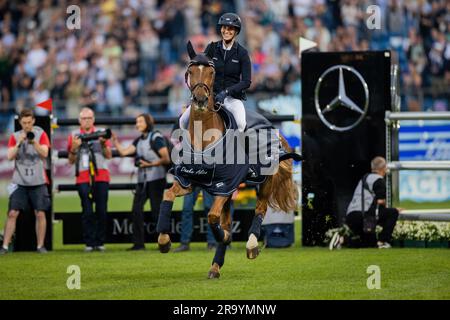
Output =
[{"x1": 185, "y1": 59, "x2": 222, "y2": 112}]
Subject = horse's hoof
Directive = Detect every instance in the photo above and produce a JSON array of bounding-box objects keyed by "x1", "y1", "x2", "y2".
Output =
[
  {"x1": 246, "y1": 233, "x2": 259, "y2": 259},
  {"x1": 158, "y1": 241, "x2": 171, "y2": 253},
  {"x1": 208, "y1": 263, "x2": 221, "y2": 279},
  {"x1": 246, "y1": 247, "x2": 260, "y2": 259},
  {"x1": 158, "y1": 234, "x2": 171, "y2": 253},
  {"x1": 207, "y1": 270, "x2": 220, "y2": 279}
]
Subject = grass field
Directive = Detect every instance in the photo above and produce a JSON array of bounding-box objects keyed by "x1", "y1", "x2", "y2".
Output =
[{"x1": 0, "y1": 195, "x2": 449, "y2": 300}]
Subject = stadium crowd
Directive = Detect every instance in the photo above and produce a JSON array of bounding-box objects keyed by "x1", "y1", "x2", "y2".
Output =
[{"x1": 0, "y1": 0, "x2": 448, "y2": 132}]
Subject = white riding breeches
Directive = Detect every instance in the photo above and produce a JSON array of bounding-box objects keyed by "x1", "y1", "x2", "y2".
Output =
[{"x1": 179, "y1": 97, "x2": 247, "y2": 132}]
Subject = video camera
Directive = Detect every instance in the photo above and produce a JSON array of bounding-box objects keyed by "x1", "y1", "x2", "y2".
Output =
[{"x1": 77, "y1": 128, "x2": 112, "y2": 142}]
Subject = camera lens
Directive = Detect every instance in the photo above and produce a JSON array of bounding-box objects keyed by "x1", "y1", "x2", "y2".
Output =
[
  {"x1": 78, "y1": 128, "x2": 112, "y2": 142},
  {"x1": 104, "y1": 128, "x2": 112, "y2": 139},
  {"x1": 27, "y1": 131, "x2": 35, "y2": 140}
]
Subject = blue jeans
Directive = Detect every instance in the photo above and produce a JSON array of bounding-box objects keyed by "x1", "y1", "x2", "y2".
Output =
[
  {"x1": 78, "y1": 182, "x2": 109, "y2": 247},
  {"x1": 180, "y1": 187, "x2": 216, "y2": 245}
]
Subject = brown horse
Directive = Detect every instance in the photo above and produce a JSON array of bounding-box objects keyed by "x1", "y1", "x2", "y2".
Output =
[{"x1": 156, "y1": 42, "x2": 298, "y2": 279}]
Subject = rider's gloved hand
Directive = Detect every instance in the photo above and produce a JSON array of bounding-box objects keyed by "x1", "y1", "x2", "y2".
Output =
[{"x1": 215, "y1": 90, "x2": 227, "y2": 106}]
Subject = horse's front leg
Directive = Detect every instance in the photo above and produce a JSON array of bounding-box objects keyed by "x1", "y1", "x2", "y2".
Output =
[
  {"x1": 207, "y1": 196, "x2": 231, "y2": 244},
  {"x1": 246, "y1": 198, "x2": 267, "y2": 259},
  {"x1": 208, "y1": 197, "x2": 232, "y2": 279},
  {"x1": 156, "y1": 181, "x2": 192, "y2": 253}
]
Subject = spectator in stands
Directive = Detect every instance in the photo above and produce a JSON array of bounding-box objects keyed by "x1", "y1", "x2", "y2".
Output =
[
  {"x1": 112, "y1": 113, "x2": 170, "y2": 251},
  {"x1": 25, "y1": 41, "x2": 47, "y2": 78},
  {"x1": 50, "y1": 70, "x2": 69, "y2": 115},
  {"x1": 67, "y1": 107, "x2": 112, "y2": 252},
  {"x1": 31, "y1": 79, "x2": 50, "y2": 116},
  {"x1": 12, "y1": 54, "x2": 33, "y2": 112},
  {"x1": 0, "y1": 42, "x2": 13, "y2": 113},
  {"x1": 105, "y1": 76, "x2": 125, "y2": 116},
  {"x1": 138, "y1": 21, "x2": 160, "y2": 85},
  {"x1": 167, "y1": 73, "x2": 190, "y2": 115},
  {"x1": 387, "y1": 0, "x2": 407, "y2": 35},
  {"x1": 340, "y1": 0, "x2": 362, "y2": 28},
  {"x1": 65, "y1": 74, "x2": 84, "y2": 118},
  {"x1": 0, "y1": 0, "x2": 448, "y2": 134},
  {"x1": 406, "y1": 29, "x2": 427, "y2": 74},
  {"x1": 291, "y1": 0, "x2": 315, "y2": 19},
  {"x1": 306, "y1": 18, "x2": 331, "y2": 52},
  {"x1": 403, "y1": 62, "x2": 424, "y2": 111}
]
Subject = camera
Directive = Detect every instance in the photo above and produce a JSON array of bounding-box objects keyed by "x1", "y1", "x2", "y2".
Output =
[
  {"x1": 135, "y1": 156, "x2": 144, "y2": 167},
  {"x1": 134, "y1": 156, "x2": 150, "y2": 167},
  {"x1": 78, "y1": 128, "x2": 111, "y2": 142},
  {"x1": 26, "y1": 131, "x2": 35, "y2": 141}
]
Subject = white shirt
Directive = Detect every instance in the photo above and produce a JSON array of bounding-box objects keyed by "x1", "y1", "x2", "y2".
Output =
[
  {"x1": 222, "y1": 41, "x2": 234, "y2": 51},
  {"x1": 26, "y1": 48, "x2": 47, "y2": 70}
]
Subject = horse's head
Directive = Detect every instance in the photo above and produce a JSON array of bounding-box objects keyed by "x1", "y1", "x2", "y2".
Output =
[{"x1": 185, "y1": 41, "x2": 215, "y2": 112}]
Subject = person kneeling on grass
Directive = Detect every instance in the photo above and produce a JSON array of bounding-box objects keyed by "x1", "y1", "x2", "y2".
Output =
[{"x1": 329, "y1": 156, "x2": 403, "y2": 250}]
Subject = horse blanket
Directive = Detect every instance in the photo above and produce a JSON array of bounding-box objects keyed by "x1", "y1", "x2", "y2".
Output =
[{"x1": 171, "y1": 108, "x2": 299, "y2": 196}]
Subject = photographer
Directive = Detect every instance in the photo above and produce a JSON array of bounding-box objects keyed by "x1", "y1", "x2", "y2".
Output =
[
  {"x1": 330, "y1": 157, "x2": 402, "y2": 250},
  {"x1": 67, "y1": 107, "x2": 112, "y2": 252},
  {"x1": 1, "y1": 109, "x2": 50, "y2": 255},
  {"x1": 112, "y1": 113, "x2": 170, "y2": 251}
]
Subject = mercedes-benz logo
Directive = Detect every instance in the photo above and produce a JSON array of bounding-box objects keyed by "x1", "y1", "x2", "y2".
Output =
[{"x1": 314, "y1": 65, "x2": 369, "y2": 132}]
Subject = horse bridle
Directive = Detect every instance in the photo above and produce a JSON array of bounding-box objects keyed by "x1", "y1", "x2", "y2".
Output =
[{"x1": 185, "y1": 59, "x2": 221, "y2": 112}]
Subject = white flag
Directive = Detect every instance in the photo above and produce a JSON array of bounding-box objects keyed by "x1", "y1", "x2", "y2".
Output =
[{"x1": 299, "y1": 37, "x2": 317, "y2": 56}]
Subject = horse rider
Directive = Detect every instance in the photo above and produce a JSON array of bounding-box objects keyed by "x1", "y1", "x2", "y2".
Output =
[{"x1": 179, "y1": 12, "x2": 252, "y2": 132}]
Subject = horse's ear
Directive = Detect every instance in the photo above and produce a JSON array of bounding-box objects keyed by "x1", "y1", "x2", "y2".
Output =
[
  {"x1": 187, "y1": 41, "x2": 196, "y2": 60},
  {"x1": 204, "y1": 42, "x2": 214, "y2": 60}
]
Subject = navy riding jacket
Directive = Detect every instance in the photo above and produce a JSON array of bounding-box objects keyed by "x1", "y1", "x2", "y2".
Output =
[{"x1": 205, "y1": 40, "x2": 252, "y2": 100}]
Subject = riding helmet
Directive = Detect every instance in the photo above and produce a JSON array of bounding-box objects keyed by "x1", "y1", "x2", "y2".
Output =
[{"x1": 217, "y1": 13, "x2": 242, "y2": 34}]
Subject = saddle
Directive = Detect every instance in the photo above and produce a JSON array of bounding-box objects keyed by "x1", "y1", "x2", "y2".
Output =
[{"x1": 242, "y1": 108, "x2": 302, "y2": 183}]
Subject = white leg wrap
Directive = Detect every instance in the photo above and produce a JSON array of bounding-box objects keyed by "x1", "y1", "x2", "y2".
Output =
[{"x1": 246, "y1": 233, "x2": 258, "y2": 249}]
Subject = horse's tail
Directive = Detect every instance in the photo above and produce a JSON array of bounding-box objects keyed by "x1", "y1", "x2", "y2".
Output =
[{"x1": 263, "y1": 136, "x2": 298, "y2": 212}]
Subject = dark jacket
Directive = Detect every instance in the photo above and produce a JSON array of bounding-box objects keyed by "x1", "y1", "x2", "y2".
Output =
[{"x1": 205, "y1": 40, "x2": 252, "y2": 100}]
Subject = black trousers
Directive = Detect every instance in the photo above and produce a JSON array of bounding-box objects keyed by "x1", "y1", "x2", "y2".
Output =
[
  {"x1": 346, "y1": 207, "x2": 399, "y2": 248},
  {"x1": 131, "y1": 178, "x2": 166, "y2": 247},
  {"x1": 78, "y1": 182, "x2": 109, "y2": 247}
]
